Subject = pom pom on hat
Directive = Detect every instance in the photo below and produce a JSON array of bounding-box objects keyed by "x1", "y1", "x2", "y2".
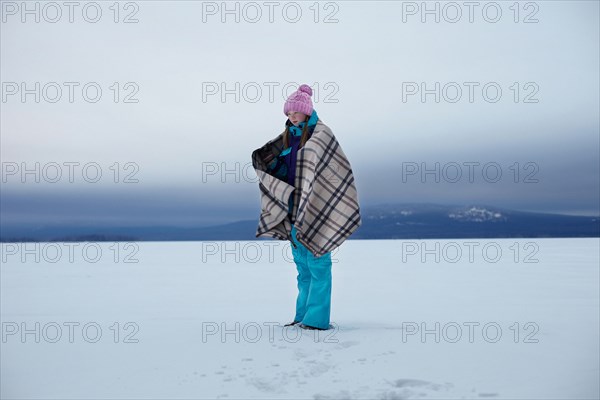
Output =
[
  {"x1": 284, "y1": 84, "x2": 314, "y2": 116},
  {"x1": 297, "y1": 84, "x2": 312, "y2": 96}
]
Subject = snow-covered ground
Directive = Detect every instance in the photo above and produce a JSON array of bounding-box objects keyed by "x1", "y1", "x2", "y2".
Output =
[{"x1": 1, "y1": 237, "x2": 598, "y2": 399}]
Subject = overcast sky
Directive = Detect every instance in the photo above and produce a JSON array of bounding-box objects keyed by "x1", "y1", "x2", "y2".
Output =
[{"x1": 1, "y1": 1, "x2": 599, "y2": 227}]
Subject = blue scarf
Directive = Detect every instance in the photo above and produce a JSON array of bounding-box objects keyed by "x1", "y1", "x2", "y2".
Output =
[{"x1": 289, "y1": 109, "x2": 318, "y2": 137}]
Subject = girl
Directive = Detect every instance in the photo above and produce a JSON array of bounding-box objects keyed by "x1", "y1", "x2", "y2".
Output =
[
  {"x1": 269, "y1": 84, "x2": 332, "y2": 331},
  {"x1": 252, "y1": 84, "x2": 362, "y2": 331}
]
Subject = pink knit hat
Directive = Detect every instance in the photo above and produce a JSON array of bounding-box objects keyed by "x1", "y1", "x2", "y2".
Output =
[{"x1": 283, "y1": 84, "x2": 313, "y2": 116}]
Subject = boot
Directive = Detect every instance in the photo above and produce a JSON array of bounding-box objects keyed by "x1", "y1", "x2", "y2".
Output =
[{"x1": 298, "y1": 323, "x2": 328, "y2": 331}]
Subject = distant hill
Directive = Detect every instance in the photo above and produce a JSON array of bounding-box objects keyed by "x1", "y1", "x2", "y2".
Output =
[
  {"x1": 1, "y1": 203, "x2": 598, "y2": 242},
  {"x1": 351, "y1": 203, "x2": 599, "y2": 239}
]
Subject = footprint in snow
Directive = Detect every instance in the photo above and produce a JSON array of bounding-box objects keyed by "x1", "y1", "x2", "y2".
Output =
[
  {"x1": 335, "y1": 340, "x2": 360, "y2": 349},
  {"x1": 389, "y1": 378, "x2": 454, "y2": 392},
  {"x1": 246, "y1": 376, "x2": 283, "y2": 393},
  {"x1": 302, "y1": 361, "x2": 331, "y2": 378},
  {"x1": 294, "y1": 348, "x2": 311, "y2": 359}
]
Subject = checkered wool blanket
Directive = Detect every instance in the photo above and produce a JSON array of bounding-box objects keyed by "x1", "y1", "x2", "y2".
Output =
[{"x1": 251, "y1": 119, "x2": 362, "y2": 257}]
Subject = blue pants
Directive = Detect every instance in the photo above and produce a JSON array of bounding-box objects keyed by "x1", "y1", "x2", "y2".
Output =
[{"x1": 290, "y1": 224, "x2": 333, "y2": 329}]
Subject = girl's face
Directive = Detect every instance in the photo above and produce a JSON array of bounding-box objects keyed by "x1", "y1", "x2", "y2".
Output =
[{"x1": 286, "y1": 111, "x2": 308, "y2": 127}]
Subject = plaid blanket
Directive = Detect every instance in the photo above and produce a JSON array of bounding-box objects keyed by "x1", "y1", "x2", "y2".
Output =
[{"x1": 251, "y1": 119, "x2": 362, "y2": 257}]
